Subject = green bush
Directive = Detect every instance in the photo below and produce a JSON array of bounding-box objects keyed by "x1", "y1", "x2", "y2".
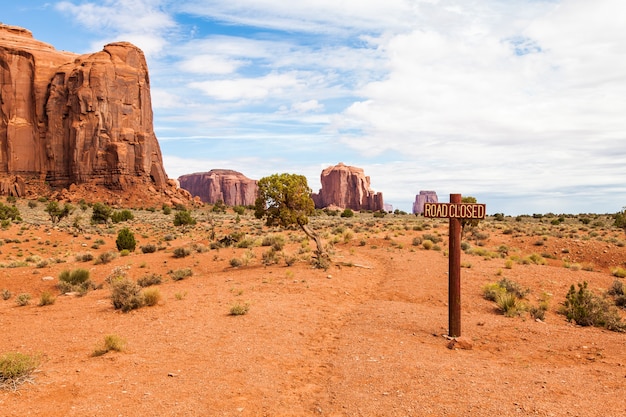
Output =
[
  {"x1": 173, "y1": 210, "x2": 196, "y2": 227},
  {"x1": 340, "y1": 208, "x2": 354, "y2": 218},
  {"x1": 561, "y1": 281, "x2": 624, "y2": 331},
  {"x1": 0, "y1": 352, "x2": 40, "y2": 391},
  {"x1": 116, "y1": 228, "x2": 136, "y2": 252},
  {"x1": 229, "y1": 302, "x2": 250, "y2": 316},
  {"x1": 91, "y1": 202, "x2": 112, "y2": 224},
  {"x1": 0, "y1": 202, "x2": 21, "y2": 222},
  {"x1": 45, "y1": 201, "x2": 74, "y2": 224},
  {"x1": 58, "y1": 268, "x2": 94, "y2": 295},
  {"x1": 111, "y1": 209, "x2": 134, "y2": 223}
]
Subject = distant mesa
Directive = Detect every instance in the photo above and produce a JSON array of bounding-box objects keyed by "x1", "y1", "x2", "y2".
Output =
[
  {"x1": 413, "y1": 191, "x2": 439, "y2": 214},
  {"x1": 311, "y1": 162, "x2": 384, "y2": 211},
  {"x1": 0, "y1": 24, "x2": 184, "y2": 205},
  {"x1": 178, "y1": 170, "x2": 258, "y2": 206}
]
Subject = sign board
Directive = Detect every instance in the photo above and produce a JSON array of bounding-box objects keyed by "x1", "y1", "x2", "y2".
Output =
[
  {"x1": 423, "y1": 202, "x2": 486, "y2": 219},
  {"x1": 422, "y1": 195, "x2": 486, "y2": 338}
]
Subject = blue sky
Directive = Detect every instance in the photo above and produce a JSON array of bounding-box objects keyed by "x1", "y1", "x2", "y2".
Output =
[{"x1": 3, "y1": 0, "x2": 626, "y2": 215}]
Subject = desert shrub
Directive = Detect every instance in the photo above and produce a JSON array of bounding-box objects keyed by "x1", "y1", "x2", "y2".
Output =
[
  {"x1": 233, "y1": 205, "x2": 246, "y2": 215},
  {"x1": 0, "y1": 352, "x2": 40, "y2": 391},
  {"x1": 173, "y1": 247, "x2": 191, "y2": 258},
  {"x1": 230, "y1": 258, "x2": 243, "y2": 267},
  {"x1": 229, "y1": 302, "x2": 250, "y2": 316},
  {"x1": 261, "y1": 248, "x2": 281, "y2": 265},
  {"x1": 137, "y1": 273, "x2": 162, "y2": 287},
  {"x1": 141, "y1": 244, "x2": 157, "y2": 254},
  {"x1": 91, "y1": 202, "x2": 112, "y2": 224},
  {"x1": 261, "y1": 235, "x2": 285, "y2": 251},
  {"x1": 45, "y1": 201, "x2": 74, "y2": 224},
  {"x1": 561, "y1": 281, "x2": 624, "y2": 331},
  {"x1": 1, "y1": 289, "x2": 11, "y2": 300},
  {"x1": 495, "y1": 291, "x2": 523, "y2": 317},
  {"x1": 169, "y1": 268, "x2": 192, "y2": 281},
  {"x1": 15, "y1": 293, "x2": 31, "y2": 306},
  {"x1": 58, "y1": 268, "x2": 94, "y2": 295},
  {"x1": 0, "y1": 202, "x2": 21, "y2": 222},
  {"x1": 607, "y1": 279, "x2": 626, "y2": 307},
  {"x1": 92, "y1": 334, "x2": 126, "y2": 357},
  {"x1": 341, "y1": 208, "x2": 355, "y2": 218},
  {"x1": 611, "y1": 267, "x2": 626, "y2": 278},
  {"x1": 423, "y1": 233, "x2": 442, "y2": 243},
  {"x1": 142, "y1": 288, "x2": 161, "y2": 307},
  {"x1": 497, "y1": 277, "x2": 530, "y2": 298},
  {"x1": 116, "y1": 228, "x2": 136, "y2": 252},
  {"x1": 94, "y1": 251, "x2": 116, "y2": 265},
  {"x1": 27, "y1": 201, "x2": 37, "y2": 209},
  {"x1": 38, "y1": 291, "x2": 56, "y2": 306},
  {"x1": 162, "y1": 204, "x2": 172, "y2": 215},
  {"x1": 422, "y1": 239, "x2": 434, "y2": 250},
  {"x1": 412, "y1": 237, "x2": 422, "y2": 246},
  {"x1": 173, "y1": 210, "x2": 196, "y2": 227},
  {"x1": 236, "y1": 237, "x2": 256, "y2": 248},
  {"x1": 75, "y1": 252, "x2": 94, "y2": 262},
  {"x1": 110, "y1": 277, "x2": 144, "y2": 312},
  {"x1": 111, "y1": 209, "x2": 134, "y2": 223}
]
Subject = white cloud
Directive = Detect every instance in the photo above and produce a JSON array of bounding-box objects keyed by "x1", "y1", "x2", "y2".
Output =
[
  {"x1": 55, "y1": 0, "x2": 177, "y2": 56},
  {"x1": 188, "y1": 72, "x2": 301, "y2": 101}
]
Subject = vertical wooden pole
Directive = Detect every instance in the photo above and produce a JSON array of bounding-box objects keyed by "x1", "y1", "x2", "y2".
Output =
[{"x1": 448, "y1": 193, "x2": 462, "y2": 337}]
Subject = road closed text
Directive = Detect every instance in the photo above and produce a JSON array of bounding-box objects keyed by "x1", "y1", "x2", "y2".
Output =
[{"x1": 423, "y1": 203, "x2": 486, "y2": 219}]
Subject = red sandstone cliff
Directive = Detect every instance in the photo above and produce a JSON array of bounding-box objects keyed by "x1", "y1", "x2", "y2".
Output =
[
  {"x1": 178, "y1": 170, "x2": 258, "y2": 206},
  {"x1": 0, "y1": 24, "x2": 177, "y2": 204},
  {"x1": 311, "y1": 163, "x2": 383, "y2": 211}
]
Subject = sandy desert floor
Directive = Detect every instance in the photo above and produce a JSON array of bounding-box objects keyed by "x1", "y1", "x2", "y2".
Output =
[{"x1": 0, "y1": 201, "x2": 625, "y2": 416}]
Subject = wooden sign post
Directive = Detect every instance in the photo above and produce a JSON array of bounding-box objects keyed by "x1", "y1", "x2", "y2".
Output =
[{"x1": 424, "y1": 194, "x2": 486, "y2": 337}]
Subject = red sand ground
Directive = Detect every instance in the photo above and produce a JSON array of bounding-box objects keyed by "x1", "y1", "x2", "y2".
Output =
[{"x1": 1, "y1": 207, "x2": 625, "y2": 416}]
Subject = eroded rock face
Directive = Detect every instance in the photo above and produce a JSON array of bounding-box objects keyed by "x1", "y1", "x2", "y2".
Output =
[
  {"x1": 413, "y1": 190, "x2": 438, "y2": 214},
  {"x1": 0, "y1": 24, "x2": 171, "y2": 202},
  {"x1": 178, "y1": 170, "x2": 258, "y2": 206},
  {"x1": 312, "y1": 162, "x2": 383, "y2": 211}
]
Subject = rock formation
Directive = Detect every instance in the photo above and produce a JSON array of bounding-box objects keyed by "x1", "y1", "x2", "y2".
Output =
[
  {"x1": 0, "y1": 24, "x2": 178, "y2": 205},
  {"x1": 311, "y1": 163, "x2": 383, "y2": 211},
  {"x1": 178, "y1": 170, "x2": 258, "y2": 206},
  {"x1": 413, "y1": 191, "x2": 438, "y2": 214}
]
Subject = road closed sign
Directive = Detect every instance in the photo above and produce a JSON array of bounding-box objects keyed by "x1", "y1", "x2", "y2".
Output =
[{"x1": 423, "y1": 202, "x2": 486, "y2": 219}]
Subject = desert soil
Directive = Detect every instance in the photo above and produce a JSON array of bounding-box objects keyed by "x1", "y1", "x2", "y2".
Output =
[{"x1": 0, "y1": 202, "x2": 625, "y2": 416}]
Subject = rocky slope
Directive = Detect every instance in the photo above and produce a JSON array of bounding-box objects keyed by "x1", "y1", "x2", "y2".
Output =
[{"x1": 0, "y1": 24, "x2": 179, "y2": 205}]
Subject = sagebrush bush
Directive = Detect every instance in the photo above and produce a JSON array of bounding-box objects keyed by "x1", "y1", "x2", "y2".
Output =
[
  {"x1": 142, "y1": 288, "x2": 161, "y2": 307},
  {"x1": 111, "y1": 209, "x2": 134, "y2": 223},
  {"x1": 0, "y1": 352, "x2": 39, "y2": 391},
  {"x1": 38, "y1": 291, "x2": 56, "y2": 306},
  {"x1": 140, "y1": 244, "x2": 157, "y2": 254},
  {"x1": 15, "y1": 293, "x2": 31, "y2": 306},
  {"x1": 92, "y1": 334, "x2": 126, "y2": 357},
  {"x1": 110, "y1": 277, "x2": 144, "y2": 312},
  {"x1": 173, "y1": 247, "x2": 191, "y2": 258},
  {"x1": 58, "y1": 268, "x2": 94, "y2": 295},
  {"x1": 169, "y1": 268, "x2": 192, "y2": 281},
  {"x1": 229, "y1": 302, "x2": 250, "y2": 316},
  {"x1": 116, "y1": 228, "x2": 136, "y2": 252},
  {"x1": 561, "y1": 281, "x2": 624, "y2": 331},
  {"x1": 94, "y1": 251, "x2": 116, "y2": 265},
  {"x1": 137, "y1": 273, "x2": 162, "y2": 287}
]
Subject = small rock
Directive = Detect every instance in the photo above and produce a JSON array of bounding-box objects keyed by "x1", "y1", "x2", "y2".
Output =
[
  {"x1": 42, "y1": 276, "x2": 55, "y2": 281},
  {"x1": 447, "y1": 336, "x2": 473, "y2": 350}
]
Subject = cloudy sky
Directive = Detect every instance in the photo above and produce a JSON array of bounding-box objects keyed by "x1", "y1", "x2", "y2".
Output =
[{"x1": 4, "y1": 0, "x2": 626, "y2": 215}]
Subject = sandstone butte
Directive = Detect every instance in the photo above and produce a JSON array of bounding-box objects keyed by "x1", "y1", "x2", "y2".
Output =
[
  {"x1": 0, "y1": 24, "x2": 187, "y2": 206},
  {"x1": 178, "y1": 170, "x2": 258, "y2": 206},
  {"x1": 312, "y1": 162, "x2": 384, "y2": 211}
]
